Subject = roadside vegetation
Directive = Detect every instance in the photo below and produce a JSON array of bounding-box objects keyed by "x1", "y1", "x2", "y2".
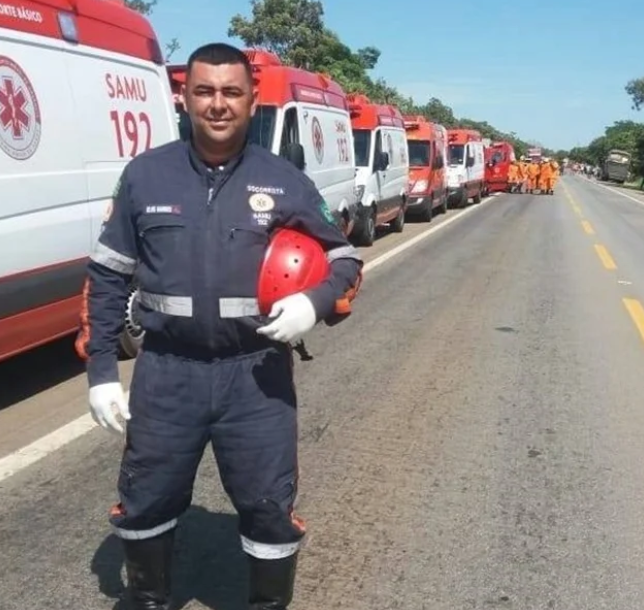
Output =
[{"x1": 125, "y1": 0, "x2": 554, "y2": 160}]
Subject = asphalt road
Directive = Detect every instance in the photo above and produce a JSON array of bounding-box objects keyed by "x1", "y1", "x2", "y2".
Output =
[{"x1": 4, "y1": 176, "x2": 644, "y2": 609}]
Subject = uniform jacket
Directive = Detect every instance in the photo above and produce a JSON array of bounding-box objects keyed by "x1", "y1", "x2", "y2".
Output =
[{"x1": 76, "y1": 140, "x2": 363, "y2": 386}]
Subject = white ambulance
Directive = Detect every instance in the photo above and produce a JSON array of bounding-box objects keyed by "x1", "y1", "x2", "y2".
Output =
[
  {"x1": 0, "y1": 0, "x2": 179, "y2": 362},
  {"x1": 446, "y1": 128, "x2": 486, "y2": 207},
  {"x1": 347, "y1": 94, "x2": 409, "y2": 246},
  {"x1": 168, "y1": 50, "x2": 359, "y2": 236}
]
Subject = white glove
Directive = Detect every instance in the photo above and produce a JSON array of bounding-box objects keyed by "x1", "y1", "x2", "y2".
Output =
[
  {"x1": 256, "y1": 293, "x2": 317, "y2": 343},
  {"x1": 89, "y1": 382, "x2": 131, "y2": 434}
]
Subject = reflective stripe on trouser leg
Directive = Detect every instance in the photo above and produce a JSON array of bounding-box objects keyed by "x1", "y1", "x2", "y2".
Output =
[
  {"x1": 108, "y1": 349, "x2": 211, "y2": 538},
  {"x1": 208, "y1": 346, "x2": 305, "y2": 559}
]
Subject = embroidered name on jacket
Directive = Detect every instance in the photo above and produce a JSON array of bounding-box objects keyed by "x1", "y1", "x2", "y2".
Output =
[
  {"x1": 246, "y1": 185, "x2": 285, "y2": 195},
  {"x1": 145, "y1": 205, "x2": 182, "y2": 214}
]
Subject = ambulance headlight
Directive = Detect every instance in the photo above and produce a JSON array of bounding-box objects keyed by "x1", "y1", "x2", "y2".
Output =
[{"x1": 412, "y1": 180, "x2": 428, "y2": 193}]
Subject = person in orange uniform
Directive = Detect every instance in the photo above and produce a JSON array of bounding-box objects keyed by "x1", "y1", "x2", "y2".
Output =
[
  {"x1": 550, "y1": 159, "x2": 560, "y2": 191},
  {"x1": 507, "y1": 159, "x2": 520, "y2": 193},
  {"x1": 527, "y1": 159, "x2": 540, "y2": 193},
  {"x1": 538, "y1": 158, "x2": 555, "y2": 195},
  {"x1": 518, "y1": 157, "x2": 529, "y2": 193}
]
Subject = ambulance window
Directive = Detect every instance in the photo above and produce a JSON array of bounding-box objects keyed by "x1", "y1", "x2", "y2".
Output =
[
  {"x1": 408, "y1": 140, "x2": 430, "y2": 166},
  {"x1": 373, "y1": 131, "x2": 382, "y2": 169},
  {"x1": 490, "y1": 151, "x2": 504, "y2": 164},
  {"x1": 249, "y1": 106, "x2": 277, "y2": 149},
  {"x1": 279, "y1": 107, "x2": 300, "y2": 156},
  {"x1": 353, "y1": 129, "x2": 371, "y2": 166},
  {"x1": 177, "y1": 107, "x2": 191, "y2": 141},
  {"x1": 448, "y1": 144, "x2": 465, "y2": 165}
]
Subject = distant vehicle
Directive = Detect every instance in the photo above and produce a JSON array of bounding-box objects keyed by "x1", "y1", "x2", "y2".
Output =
[
  {"x1": 446, "y1": 128, "x2": 486, "y2": 207},
  {"x1": 484, "y1": 141, "x2": 516, "y2": 194},
  {"x1": 527, "y1": 147, "x2": 543, "y2": 164},
  {"x1": 403, "y1": 115, "x2": 448, "y2": 221},
  {"x1": 601, "y1": 149, "x2": 631, "y2": 184},
  {"x1": 348, "y1": 94, "x2": 409, "y2": 246}
]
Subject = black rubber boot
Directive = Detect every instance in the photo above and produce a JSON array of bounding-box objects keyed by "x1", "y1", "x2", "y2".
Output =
[
  {"x1": 122, "y1": 528, "x2": 175, "y2": 610},
  {"x1": 248, "y1": 553, "x2": 298, "y2": 609}
]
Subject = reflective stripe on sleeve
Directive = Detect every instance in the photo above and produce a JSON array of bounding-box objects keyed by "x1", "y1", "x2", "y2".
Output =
[
  {"x1": 139, "y1": 291, "x2": 193, "y2": 317},
  {"x1": 90, "y1": 242, "x2": 137, "y2": 274},
  {"x1": 326, "y1": 244, "x2": 361, "y2": 263}
]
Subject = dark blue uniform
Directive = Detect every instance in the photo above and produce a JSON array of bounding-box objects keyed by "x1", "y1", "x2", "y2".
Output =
[{"x1": 77, "y1": 140, "x2": 362, "y2": 556}]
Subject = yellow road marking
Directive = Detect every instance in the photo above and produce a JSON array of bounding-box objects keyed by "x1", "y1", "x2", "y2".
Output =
[
  {"x1": 594, "y1": 244, "x2": 617, "y2": 270},
  {"x1": 581, "y1": 220, "x2": 595, "y2": 234},
  {"x1": 562, "y1": 182, "x2": 583, "y2": 216},
  {"x1": 623, "y1": 298, "x2": 644, "y2": 343}
]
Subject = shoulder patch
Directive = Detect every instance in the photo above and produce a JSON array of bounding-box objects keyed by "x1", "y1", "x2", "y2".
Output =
[{"x1": 319, "y1": 200, "x2": 335, "y2": 224}]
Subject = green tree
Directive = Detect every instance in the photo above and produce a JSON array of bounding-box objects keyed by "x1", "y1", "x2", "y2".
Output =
[
  {"x1": 626, "y1": 78, "x2": 644, "y2": 111},
  {"x1": 124, "y1": 0, "x2": 157, "y2": 15},
  {"x1": 124, "y1": 0, "x2": 180, "y2": 62},
  {"x1": 228, "y1": 0, "x2": 326, "y2": 68},
  {"x1": 230, "y1": 0, "x2": 544, "y2": 153},
  {"x1": 356, "y1": 47, "x2": 380, "y2": 70}
]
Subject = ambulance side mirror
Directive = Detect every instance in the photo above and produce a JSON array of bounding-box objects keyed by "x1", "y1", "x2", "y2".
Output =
[
  {"x1": 466, "y1": 156, "x2": 475, "y2": 168},
  {"x1": 378, "y1": 152, "x2": 389, "y2": 171},
  {"x1": 284, "y1": 143, "x2": 305, "y2": 171}
]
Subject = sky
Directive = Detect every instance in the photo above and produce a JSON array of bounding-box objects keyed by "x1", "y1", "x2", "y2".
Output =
[{"x1": 147, "y1": 0, "x2": 644, "y2": 150}]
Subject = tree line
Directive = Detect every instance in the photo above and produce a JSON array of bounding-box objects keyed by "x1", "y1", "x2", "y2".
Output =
[
  {"x1": 566, "y1": 78, "x2": 644, "y2": 186},
  {"x1": 126, "y1": 0, "x2": 552, "y2": 159}
]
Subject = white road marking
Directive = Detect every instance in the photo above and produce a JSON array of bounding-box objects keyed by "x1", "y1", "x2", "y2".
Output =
[
  {"x1": 364, "y1": 195, "x2": 496, "y2": 273},
  {"x1": 0, "y1": 194, "x2": 498, "y2": 482},
  {"x1": 588, "y1": 180, "x2": 644, "y2": 208}
]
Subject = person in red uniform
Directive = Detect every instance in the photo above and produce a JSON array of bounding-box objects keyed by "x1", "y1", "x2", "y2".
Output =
[{"x1": 76, "y1": 42, "x2": 362, "y2": 610}]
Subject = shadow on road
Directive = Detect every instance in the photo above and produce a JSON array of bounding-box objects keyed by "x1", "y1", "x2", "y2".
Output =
[
  {"x1": 0, "y1": 336, "x2": 85, "y2": 410},
  {"x1": 91, "y1": 506, "x2": 247, "y2": 610}
]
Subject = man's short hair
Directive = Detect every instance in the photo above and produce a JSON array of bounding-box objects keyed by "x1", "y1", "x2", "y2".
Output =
[{"x1": 187, "y1": 43, "x2": 252, "y2": 82}]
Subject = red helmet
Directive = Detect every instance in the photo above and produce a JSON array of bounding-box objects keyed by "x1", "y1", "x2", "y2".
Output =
[{"x1": 257, "y1": 228, "x2": 329, "y2": 315}]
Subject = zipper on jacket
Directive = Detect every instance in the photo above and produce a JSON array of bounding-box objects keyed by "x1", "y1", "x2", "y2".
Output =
[{"x1": 205, "y1": 178, "x2": 216, "y2": 348}]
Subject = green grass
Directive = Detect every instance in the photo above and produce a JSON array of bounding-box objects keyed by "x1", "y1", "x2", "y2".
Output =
[{"x1": 622, "y1": 178, "x2": 644, "y2": 191}]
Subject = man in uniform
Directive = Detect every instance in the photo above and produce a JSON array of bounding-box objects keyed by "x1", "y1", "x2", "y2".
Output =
[
  {"x1": 507, "y1": 158, "x2": 520, "y2": 193},
  {"x1": 76, "y1": 43, "x2": 362, "y2": 610}
]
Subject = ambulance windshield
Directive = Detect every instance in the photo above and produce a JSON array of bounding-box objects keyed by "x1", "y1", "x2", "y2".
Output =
[
  {"x1": 248, "y1": 106, "x2": 277, "y2": 149},
  {"x1": 448, "y1": 144, "x2": 465, "y2": 165},
  {"x1": 489, "y1": 150, "x2": 504, "y2": 164},
  {"x1": 408, "y1": 140, "x2": 431, "y2": 166},
  {"x1": 353, "y1": 129, "x2": 371, "y2": 166}
]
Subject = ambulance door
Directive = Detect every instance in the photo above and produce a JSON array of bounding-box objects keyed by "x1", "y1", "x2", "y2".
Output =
[
  {"x1": 0, "y1": 35, "x2": 90, "y2": 354},
  {"x1": 63, "y1": 49, "x2": 179, "y2": 246},
  {"x1": 297, "y1": 103, "x2": 352, "y2": 217},
  {"x1": 372, "y1": 128, "x2": 388, "y2": 218},
  {"x1": 278, "y1": 105, "x2": 305, "y2": 172},
  {"x1": 380, "y1": 127, "x2": 400, "y2": 216}
]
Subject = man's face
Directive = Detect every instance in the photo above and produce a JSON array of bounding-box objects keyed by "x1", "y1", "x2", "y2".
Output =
[{"x1": 183, "y1": 60, "x2": 257, "y2": 148}]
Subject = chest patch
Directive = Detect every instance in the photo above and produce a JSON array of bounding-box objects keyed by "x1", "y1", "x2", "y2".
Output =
[{"x1": 248, "y1": 192, "x2": 275, "y2": 212}]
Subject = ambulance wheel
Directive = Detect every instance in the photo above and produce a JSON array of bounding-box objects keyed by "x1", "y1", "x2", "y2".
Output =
[
  {"x1": 417, "y1": 197, "x2": 433, "y2": 222},
  {"x1": 436, "y1": 193, "x2": 447, "y2": 214},
  {"x1": 390, "y1": 203, "x2": 405, "y2": 232},
  {"x1": 352, "y1": 206, "x2": 376, "y2": 247},
  {"x1": 118, "y1": 286, "x2": 145, "y2": 359}
]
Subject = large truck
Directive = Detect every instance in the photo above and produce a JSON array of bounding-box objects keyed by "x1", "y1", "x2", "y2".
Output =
[{"x1": 601, "y1": 149, "x2": 631, "y2": 184}]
